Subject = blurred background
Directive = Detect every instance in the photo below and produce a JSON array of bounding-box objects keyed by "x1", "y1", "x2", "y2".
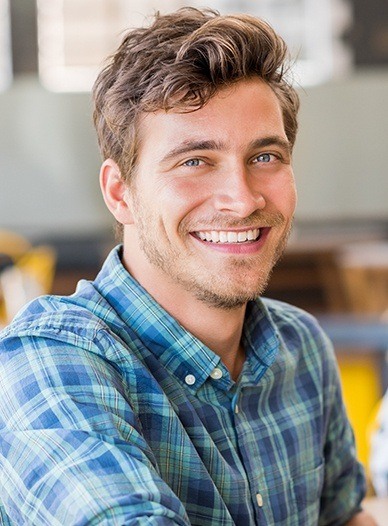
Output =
[
  {"x1": 1, "y1": 0, "x2": 388, "y2": 239},
  {"x1": 0, "y1": 0, "x2": 388, "y2": 490}
]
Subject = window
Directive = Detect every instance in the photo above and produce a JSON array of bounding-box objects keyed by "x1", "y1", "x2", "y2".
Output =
[
  {"x1": 36, "y1": 0, "x2": 352, "y2": 92},
  {"x1": 250, "y1": 0, "x2": 353, "y2": 86},
  {"x1": 188, "y1": 0, "x2": 352, "y2": 86},
  {"x1": 0, "y1": 0, "x2": 12, "y2": 91}
]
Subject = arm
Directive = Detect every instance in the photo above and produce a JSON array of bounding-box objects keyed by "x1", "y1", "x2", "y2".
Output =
[
  {"x1": 316, "y1": 329, "x2": 367, "y2": 526},
  {"x1": 0, "y1": 334, "x2": 190, "y2": 525}
]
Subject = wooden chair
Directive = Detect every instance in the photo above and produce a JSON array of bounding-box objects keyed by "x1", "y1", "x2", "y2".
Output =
[{"x1": 337, "y1": 241, "x2": 388, "y2": 315}]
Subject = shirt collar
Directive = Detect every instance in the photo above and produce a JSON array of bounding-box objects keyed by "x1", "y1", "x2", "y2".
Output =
[
  {"x1": 95, "y1": 246, "x2": 221, "y2": 392},
  {"x1": 94, "y1": 245, "x2": 280, "y2": 391},
  {"x1": 240, "y1": 300, "x2": 280, "y2": 385}
]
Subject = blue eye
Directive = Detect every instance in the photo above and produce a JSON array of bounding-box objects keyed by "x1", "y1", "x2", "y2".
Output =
[
  {"x1": 256, "y1": 153, "x2": 272, "y2": 163},
  {"x1": 184, "y1": 159, "x2": 201, "y2": 167}
]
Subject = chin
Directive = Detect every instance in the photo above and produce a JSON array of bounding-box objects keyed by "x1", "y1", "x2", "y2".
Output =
[{"x1": 193, "y1": 277, "x2": 270, "y2": 310}]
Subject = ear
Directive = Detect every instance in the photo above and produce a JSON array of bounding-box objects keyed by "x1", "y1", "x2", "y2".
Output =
[{"x1": 99, "y1": 159, "x2": 134, "y2": 225}]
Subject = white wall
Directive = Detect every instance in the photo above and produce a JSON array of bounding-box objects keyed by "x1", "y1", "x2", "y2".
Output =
[
  {"x1": 293, "y1": 69, "x2": 388, "y2": 220},
  {"x1": 1, "y1": 70, "x2": 387, "y2": 237},
  {"x1": 0, "y1": 75, "x2": 111, "y2": 237}
]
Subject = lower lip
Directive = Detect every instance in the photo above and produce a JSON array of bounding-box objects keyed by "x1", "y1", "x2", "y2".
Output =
[{"x1": 190, "y1": 228, "x2": 270, "y2": 254}]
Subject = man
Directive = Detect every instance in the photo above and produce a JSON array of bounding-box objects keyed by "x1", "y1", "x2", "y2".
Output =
[{"x1": 0, "y1": 7, "x2": 376, "y2": 525}]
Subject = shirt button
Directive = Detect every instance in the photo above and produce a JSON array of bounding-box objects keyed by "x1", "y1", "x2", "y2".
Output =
[
  {"x1": 210, "y1": 367, "x2": 223, "y2": 380},
  {"x1": 185, "y1": 374, "x2": 196, "y2": 386},
  {"x1": 256, "y1": 493, "x2": 263, "y2": 507}
]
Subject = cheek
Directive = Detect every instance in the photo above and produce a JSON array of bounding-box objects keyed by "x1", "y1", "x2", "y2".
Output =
[
  {"x1": 158, "y1": 177, "x2": 209, "y2": 218},
  {"x1": 285, "y1": 182, "x2": 297, "y2": 213},
  {"x1": 160, "y1": 176, "x2": 204, "y2": 200},
  {"x1": 289, "y1": 177, "x2": 298, "y2": 210},
  {"x1": 265, "y1": 174, "x2": 297, "y2": 215}
]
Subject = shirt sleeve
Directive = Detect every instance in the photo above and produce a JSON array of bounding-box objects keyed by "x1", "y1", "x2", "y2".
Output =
[
  {"x1": 0, "y1": 332, "x2": 191, "y2": 526},
  {"x1": 317, "y1": 330, "x2": 366, "y2": 526}
]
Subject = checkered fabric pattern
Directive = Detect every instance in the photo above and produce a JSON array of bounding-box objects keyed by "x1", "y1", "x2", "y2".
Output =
[{"x1": 0, "y1": 246, "x2": 365, "y2": 525}]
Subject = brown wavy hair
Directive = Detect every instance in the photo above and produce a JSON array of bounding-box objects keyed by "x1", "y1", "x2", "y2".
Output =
[{"x1": 93, "y1": 7, "x2": 299, "y2": 184}]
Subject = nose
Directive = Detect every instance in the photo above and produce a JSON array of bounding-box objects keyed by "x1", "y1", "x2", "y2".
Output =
[{"x1": 213, "y1": 165, "x2": 266, "y2": 218}]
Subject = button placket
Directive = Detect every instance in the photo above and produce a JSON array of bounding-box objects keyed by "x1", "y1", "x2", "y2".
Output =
[
  {"x1": 231, "y1": 390, "x2": 240, "y2": 414},
  {"x1": 256, "y1": 493, "x2": 263, "y2": 507},
  {"x1": 210, "y1": 367, "x2": 223, "y2": 380},
  {"x1": 184, "y1": 374, "x2": 196, "y2": 386}
]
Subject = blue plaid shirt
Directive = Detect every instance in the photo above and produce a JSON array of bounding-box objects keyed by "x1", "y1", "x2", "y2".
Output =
[{"x1": 0, "y1": 246, "x2": 365, "y2": 525}]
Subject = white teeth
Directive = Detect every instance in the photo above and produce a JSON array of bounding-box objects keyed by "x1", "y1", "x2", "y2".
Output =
[
  {"x1": 219, "y1": 231, "x2": 228, "y2": 243},
  {"x1": 211, "y1": 230, "x2": 219, "y2": 242},
  {"x1": 195, "y1": 228, "x2": 260, "y2": 244}
]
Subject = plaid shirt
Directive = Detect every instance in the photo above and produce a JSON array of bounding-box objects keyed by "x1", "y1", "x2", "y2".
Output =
[{"x1": 0, "y1": 246, "x2": 365, "y2": 525}]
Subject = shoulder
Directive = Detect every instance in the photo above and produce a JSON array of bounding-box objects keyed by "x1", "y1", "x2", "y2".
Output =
[
  {"x1": 0, "y1": 281, "x2": 138, "y2": 379},
  {"x1": 262, "y1": 297, "x2": 329, "y2": 344},
  {"x1": 260, "y1": 298, "x2": 338, "y2": 381},
  {"x1": 0, "y1": 281, "x2": 151, "y2": 389},
  {"x1": 0, "y1": 290, "x2": 144, "y2": 419},
  {"x1": 1, "y1": 290, "x2": 108, "y2": 349}
]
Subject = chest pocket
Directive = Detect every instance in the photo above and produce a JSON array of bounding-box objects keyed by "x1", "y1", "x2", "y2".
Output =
[
  {"x1": 293, "y1": 462, "x2": 324, "y2": 522},
  {"x1": 257, "y1": 462, "x2": 324, "y2": 526}
]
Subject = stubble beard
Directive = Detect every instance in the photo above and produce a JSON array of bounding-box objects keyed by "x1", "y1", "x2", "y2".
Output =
[
  {"x1": 192, "y1": 231, "x2": 290, "y2": 309},
  {"x1": 135, "y1": 205, "x2": 292, "y2": 311}
]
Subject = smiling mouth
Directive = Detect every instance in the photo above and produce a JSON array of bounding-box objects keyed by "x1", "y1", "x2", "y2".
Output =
[{"x1": 193, "y1": 228, "x2": 261, "y2": 244}]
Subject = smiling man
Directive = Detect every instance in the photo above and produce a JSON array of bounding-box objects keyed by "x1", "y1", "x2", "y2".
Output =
[
  {"x1": 0, "y1": 7, "x2": 376, "y2": 526},
  {"x1": 102, "y1": 77, "x2": 296, "y2": 380}
]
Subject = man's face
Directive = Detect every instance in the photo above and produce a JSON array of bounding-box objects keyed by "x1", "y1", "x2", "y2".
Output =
[{"x1": 123, "y1": 78, "x2": 297, "y2": 310}]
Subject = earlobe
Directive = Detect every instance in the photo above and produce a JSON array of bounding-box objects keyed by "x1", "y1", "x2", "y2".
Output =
[{"x1": 99, "y1": 159, "x2": 134, "y2": 224}]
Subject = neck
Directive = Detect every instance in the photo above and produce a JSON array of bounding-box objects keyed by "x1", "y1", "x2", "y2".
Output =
[
  {"x1": 168, "y1": 299, "x2": 247, "y2": 381},
  {"x1": 122, "y1": 246, "x2": 247, "y2": 381}
]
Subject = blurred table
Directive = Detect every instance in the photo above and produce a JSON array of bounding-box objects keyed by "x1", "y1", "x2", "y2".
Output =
[
  {"x1": 317, "y1": 314, "x2": 388, "y2": 352},
  {"x1": 362, "y1": 496, "x2": 388, "y2": 525}
]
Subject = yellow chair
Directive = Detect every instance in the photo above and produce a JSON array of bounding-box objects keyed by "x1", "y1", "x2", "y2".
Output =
[
  {"x1": 16, "y1": 246, "x2": 56, "y2": 296},
  {"x1": 337, "y1": 354, "x2": 382, "y2": 467},
  {"x1": 0, "y1": 232, "x2": 56, "y2": 326},
  {"x1": 0, "y1": 229, "x2": 31, "y2": 260}
]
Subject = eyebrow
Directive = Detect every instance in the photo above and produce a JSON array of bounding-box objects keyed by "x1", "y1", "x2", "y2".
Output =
[
  {"x1": 159, "y1": 135, "x2": 291, "y2": 165},
  {"x1": 160, "y1": 140, "x2": 224, "y2": 164},
  {"x1": 249, "y1": 136, "x2": 291, "y2": 154}
]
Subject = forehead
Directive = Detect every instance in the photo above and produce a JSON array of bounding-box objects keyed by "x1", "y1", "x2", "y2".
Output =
[{"x1": 137, "y1": 78, "x2": 286, "y2": 155}]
